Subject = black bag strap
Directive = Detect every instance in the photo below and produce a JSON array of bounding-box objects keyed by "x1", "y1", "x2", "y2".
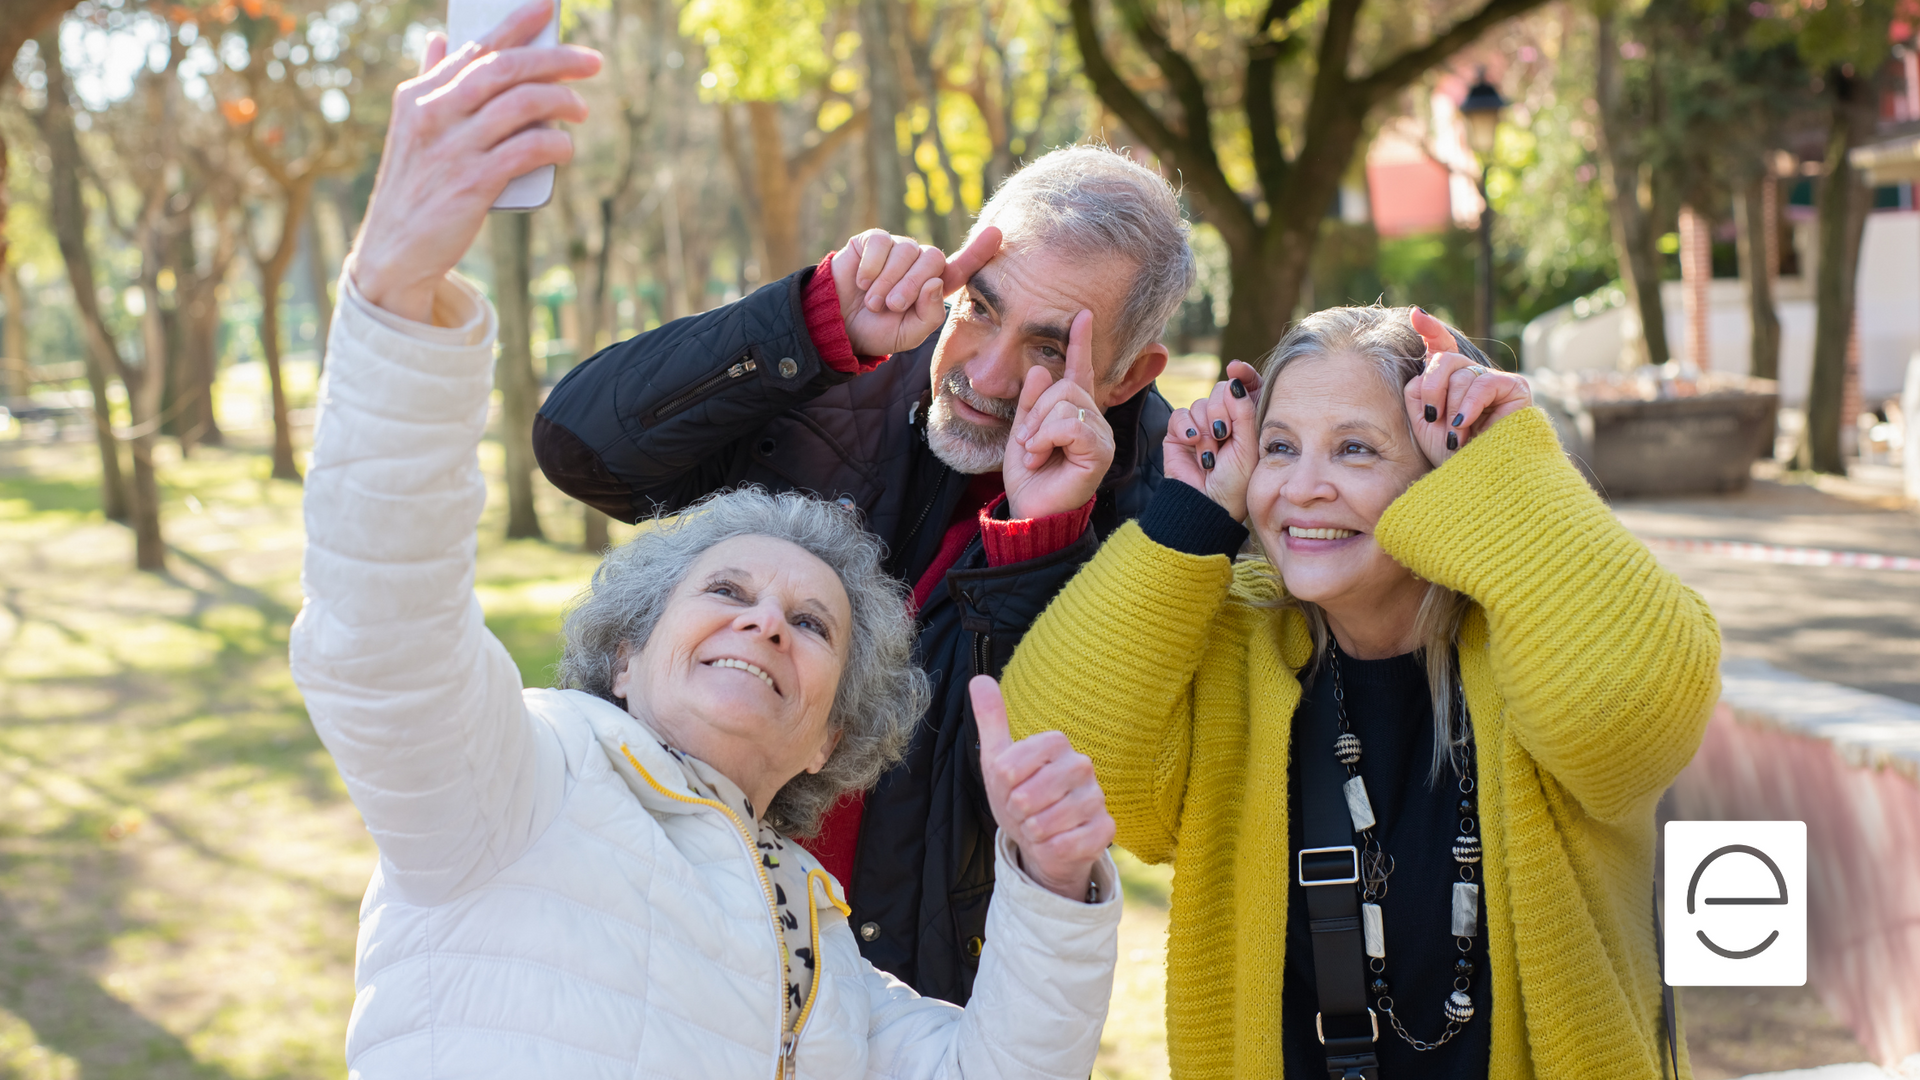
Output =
[
  {"x1": 1298, "y1": 674, "x2": 1380, "y2": 1080},
  {"x1": 1654, "y1": 893, "x2": 1680, "y2": 1079}
]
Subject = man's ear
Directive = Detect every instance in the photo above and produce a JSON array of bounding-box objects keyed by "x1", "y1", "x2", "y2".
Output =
[{"x1": 1103, "y1": 342, "x2": 1168, "y2": 408}]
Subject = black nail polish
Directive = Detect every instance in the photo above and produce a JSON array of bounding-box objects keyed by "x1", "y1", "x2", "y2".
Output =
[
  {"x1": 1446, "y1": 431, "x2": 1458, "y2": 451},
  {"x1": 1452, "y1": 413, "x2": 1465, "y2": 428},
  {"x1": 1212, "y1": 420, "x2": 1228, "y2": 440},
  {"x1": 1186, "y1": 427, "x2": 1198, "y2": 439},
  {"x1": 1230, "y1": 378, "x2": 1247, "y2": 399},
  {"x1": 1424, "y1": 405, "x2": 1437, "y2": 423},
  {"x1": 1201, "y1": 451, "x2": 1215, "y2": 470}
]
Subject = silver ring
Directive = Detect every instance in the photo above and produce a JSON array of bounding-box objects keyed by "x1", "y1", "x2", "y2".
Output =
[
  {"x1": 1076, "y1": 407, "x2": 1086, "y2": 423},
  {"x1": 1468, "y1": 365, "x2": 1489, "y2": 376}
]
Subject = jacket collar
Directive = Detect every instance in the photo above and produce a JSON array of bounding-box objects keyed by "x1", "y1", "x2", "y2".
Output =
[{"x1": 553, "y1": 688, "x2": 712, "y2": 817}]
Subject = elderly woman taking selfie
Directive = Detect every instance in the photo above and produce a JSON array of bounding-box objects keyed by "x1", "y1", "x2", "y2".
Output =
[
  {"x1": 1002, "y1": 306, "x2": 1721, "y2": 1080},
  {"x1": 290, "y1": 5, "x2": 1120, "y2": 1077}
]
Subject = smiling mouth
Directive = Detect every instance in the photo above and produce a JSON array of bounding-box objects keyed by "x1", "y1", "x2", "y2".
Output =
[
  {"x1": 1288, "y1": 526, "x2": 1358, "y2": 540},
  {"x1": 705, "y1": 657, "x2": 779, "y2": 696}
]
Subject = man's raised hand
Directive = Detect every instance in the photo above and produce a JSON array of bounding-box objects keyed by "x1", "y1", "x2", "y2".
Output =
[
  {"x1": 1001, "y1": 309, "x2": 1115, "y2": 520},
  {"x1": 350, "y1": 0, "x2": 601, "y2": 323},
  {"x1": 972, "y1": 675, "x2": 1114, "y2": 903},
  {"x1": 830, "y1": 226, "x2": 1001, "y2": 357}
]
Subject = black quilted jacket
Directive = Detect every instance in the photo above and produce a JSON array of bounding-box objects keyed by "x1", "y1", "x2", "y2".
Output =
[{"x1": 533, "y1": 264, "x2": 1169, "y2": 1004}]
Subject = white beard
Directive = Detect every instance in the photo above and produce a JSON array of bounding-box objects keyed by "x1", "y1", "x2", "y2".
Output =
[{"x1": 926, "y1": 374, "x2": 1015, "y2": 475}]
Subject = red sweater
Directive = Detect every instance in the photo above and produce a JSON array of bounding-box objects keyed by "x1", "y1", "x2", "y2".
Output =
[{"x1": 795, "y1": 254, "x2": 1095, "y2": 888}]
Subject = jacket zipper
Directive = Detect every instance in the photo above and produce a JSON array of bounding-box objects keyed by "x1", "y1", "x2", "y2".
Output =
[
  {"x1": 894, "y1": 470, "x2": 949, "y2": 582},
  {"x1": 971, "y1": 630, "x2": 991, "y2": 677},
  {"x1": 643, "y1": 355, "x2": 758, "y2": 427},
  {"x1": 620, "y1": 745, "x2": 839, "y2": 1077}
]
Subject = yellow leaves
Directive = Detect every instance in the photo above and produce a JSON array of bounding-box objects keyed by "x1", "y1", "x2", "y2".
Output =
[
  {"x1": 817, "y1": 99, "x2": 855, "y2": 132},
  {"x1": 678, "y1": 0, "x2": 831, "y2": 102}
]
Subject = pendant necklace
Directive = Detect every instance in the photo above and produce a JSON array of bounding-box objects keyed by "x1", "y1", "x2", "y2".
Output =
[{"x1": 1325, "y1": 642, "x2": 1481, "y2": 1051}]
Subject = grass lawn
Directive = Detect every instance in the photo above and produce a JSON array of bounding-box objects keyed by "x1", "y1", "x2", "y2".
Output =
[{"x1": 0, "y1": 384, "x2": 1176, "y2": 1080}]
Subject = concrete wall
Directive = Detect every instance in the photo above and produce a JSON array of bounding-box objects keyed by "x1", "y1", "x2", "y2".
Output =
[
  {"x1": 1524, "y1": 211, "x2": 1920, "y2": 408},
  {"x1": 1664, "y1": 658, "x2": 1920, "y2": 1067}
]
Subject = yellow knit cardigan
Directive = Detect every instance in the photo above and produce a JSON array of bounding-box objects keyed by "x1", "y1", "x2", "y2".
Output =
[{"x1": 1003, "y1": 407, "x2": 1721, "y2": 1080}]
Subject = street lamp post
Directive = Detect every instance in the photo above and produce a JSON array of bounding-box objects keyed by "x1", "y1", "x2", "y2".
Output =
[{"x1": 1460, "y1": 69, "x2": 1507, "y2": 351}]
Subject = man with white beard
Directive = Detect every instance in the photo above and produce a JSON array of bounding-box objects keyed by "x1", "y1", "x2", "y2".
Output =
[{"x1": 535, "y1": 144, "x2": 1194, "y2": 1006}]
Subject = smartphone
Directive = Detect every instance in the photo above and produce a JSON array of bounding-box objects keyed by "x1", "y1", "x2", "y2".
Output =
[{"x1": 445, "y1": 0, "x2": 560, "y2": 212}]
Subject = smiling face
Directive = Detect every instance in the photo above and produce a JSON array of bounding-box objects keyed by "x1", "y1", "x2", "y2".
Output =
[
  {"x1": 1244, "y1": 352, "x2": 1434, "y2": 653},
  {"x1": 924, "y1": 240, "x2": 1159, "y2": 473},
  {"x1": 610, "y1": 534, "x2": 852, "y2": 813}
]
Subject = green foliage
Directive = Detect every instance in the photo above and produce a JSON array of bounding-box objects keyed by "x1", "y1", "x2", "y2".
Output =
[
  {"x1": 680, "y1": 0, "x2": 833, "y2": 102},
  {"x1": 1484, "y1": 19, "x2": 1619, "y2": 324},
  {"x1": 1747, "y1": 0, "x2": 1913, "y2": 72}
]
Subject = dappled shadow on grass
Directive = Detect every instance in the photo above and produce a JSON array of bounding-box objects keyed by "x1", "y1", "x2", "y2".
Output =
[{"x1": 0, "y1": 435, "x2": 626, "y2": 1079}]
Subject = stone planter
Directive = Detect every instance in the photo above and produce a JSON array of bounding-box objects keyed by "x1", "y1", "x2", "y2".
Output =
[{"x1": 1534, "y1": 379, "x2": 1779, "y2": 498}]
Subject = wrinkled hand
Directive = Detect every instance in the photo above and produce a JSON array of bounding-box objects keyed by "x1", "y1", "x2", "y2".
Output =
[
  {"x1": 350, "y1": 0, "x2": 601, "y2": 323},
  {"x1": 828, "y1": 227, "x2": 1001, "y2": 357},
  {"x1": 1164, "y1": 360, "x2": 1262, "y2": 522},
  {"x1": 1001, "y1": 310, "x2": 1114, "y2": 520},
  {"x1": 972, "y1": 676, "x2": 1114, "y2": 903},
  {"x1": 1403, "y1": 308, "x2": 1532, "y2": 467}
]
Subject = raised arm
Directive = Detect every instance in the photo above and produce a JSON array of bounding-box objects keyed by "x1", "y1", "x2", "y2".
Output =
[
  {"x1": 289, "y1": 4, "x2": 598, "y2": 905},
  {"x1": 1375, "y1": 407, "x2": 1722, "y2": 824}
]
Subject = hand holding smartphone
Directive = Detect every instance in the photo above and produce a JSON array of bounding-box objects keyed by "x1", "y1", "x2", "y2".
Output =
[{"x1": 446, "y1": 0, "x2": 561, "y2": 211}]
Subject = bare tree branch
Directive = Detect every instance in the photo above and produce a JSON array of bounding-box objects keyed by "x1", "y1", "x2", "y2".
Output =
[{"x1": 1353, "y1": 0, "x2": 1550, "y2": 105}]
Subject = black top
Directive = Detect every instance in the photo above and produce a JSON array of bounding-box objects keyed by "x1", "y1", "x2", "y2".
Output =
[{"x1": 1284, "y1": 650, "x2": 1491, "y2": 1080}]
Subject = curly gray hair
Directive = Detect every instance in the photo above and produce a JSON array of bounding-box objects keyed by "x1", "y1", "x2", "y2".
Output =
[{"x1": 557, "y1": 488, "x2": 929, "y2": 837}]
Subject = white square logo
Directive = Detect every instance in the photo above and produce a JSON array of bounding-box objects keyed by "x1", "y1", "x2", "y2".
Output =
[{"x1": 1664, "y1": 820, "x2": 1806, "y2": 986}]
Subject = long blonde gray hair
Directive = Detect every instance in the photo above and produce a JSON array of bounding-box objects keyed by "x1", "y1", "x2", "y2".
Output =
[{"x1": 1251, "y1": 305, "x2": 1491, "y2": 784}]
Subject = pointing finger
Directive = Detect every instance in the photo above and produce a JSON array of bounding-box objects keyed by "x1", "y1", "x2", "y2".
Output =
[
  {"x1": 941, "y1": 225, "x2": 1002, "y2": 294},
  {"x1": 1064, "y1": 309, "x2": 1095, "y2": 393},
  {"x1": 1410, "y1": 307, "x2": 1460, "y2": 363}
]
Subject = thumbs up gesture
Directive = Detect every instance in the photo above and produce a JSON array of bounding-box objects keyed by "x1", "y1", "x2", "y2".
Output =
[{"x1": 971, "y1": 675, "x2": 1115, "y2": 902}]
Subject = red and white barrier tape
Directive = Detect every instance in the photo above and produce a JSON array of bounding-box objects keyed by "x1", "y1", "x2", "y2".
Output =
[{"x1": 1642, "y1": 536, "x2": 1920, "y2": 573}]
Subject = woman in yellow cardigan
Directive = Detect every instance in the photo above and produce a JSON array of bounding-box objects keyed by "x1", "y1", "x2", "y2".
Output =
[{"x1": 1001, "y1": 306, "x2": 1720, "y2": 1080}]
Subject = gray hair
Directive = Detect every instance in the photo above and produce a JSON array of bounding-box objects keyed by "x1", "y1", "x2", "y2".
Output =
[
  {"x1": 557, "y1": 488, "x2": 929, "y2": 836},
  {"x1": 1252, "y1": 305, "x2": 1494, "y2": 786},
  {"x1": 967, "y1": 144, "x2": 1195, "y2": 380}
]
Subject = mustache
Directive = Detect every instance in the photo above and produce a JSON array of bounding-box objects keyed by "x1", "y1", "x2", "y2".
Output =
[{"x1": 937, "y1": 369, "x2": 1017, "y2": 423}]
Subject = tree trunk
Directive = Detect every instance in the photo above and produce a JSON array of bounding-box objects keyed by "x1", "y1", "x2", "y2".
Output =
[
  {"x1": 1801, "y1": 72, "x2": 1878, "y2": 475},
  {"x1": 129, "y1": 261, "x2": 170, "y2": 571},
  {"x1": 1, "y1": 263, "x2": 27, "y2": 402},
  {"x1": 256, "y1": 178, "x2": 315, "y2": 482},
  {"x1": 1678, "y1": 204, "x2": 1711, "y2": 369},
  {"x1": 583, "y1": 506, "x2": 609, "y2": 552},
  {"x1": 860, "y1": 0, "x2": 909, "y2": 233},
  {"x1": 1594, "y1": 10, "x2": 1669, "y2": 369},
  {"x1": 747, "y1": 102, "x2": 804, "y2": 274},
  {"x1": 32, "y1": 28, "x2": 129, "y2": 520},
  {"x1": 490, "y1": 213, "x2": 545, "y2": 541},
  {"x1": 1734, "y1": 172, "x2": 1781, "y2": 382},
  {"x1": 305, "y1": 196, "x2": 337, "y2": 374}
]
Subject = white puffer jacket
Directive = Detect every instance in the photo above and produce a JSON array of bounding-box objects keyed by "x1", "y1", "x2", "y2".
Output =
[{"x1": 289, "y1": 269, "x2": 1122, "y2": 1080}]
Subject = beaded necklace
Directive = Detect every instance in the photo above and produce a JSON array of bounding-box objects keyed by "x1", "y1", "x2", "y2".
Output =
[{"x1": 1325, "y1": 643, "x2": 1481, "y2": 1051}]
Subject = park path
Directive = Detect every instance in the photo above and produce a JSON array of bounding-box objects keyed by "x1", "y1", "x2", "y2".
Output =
[{"x1": 1613, "y1": 473, "x2": 1920, "y2": 707}]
